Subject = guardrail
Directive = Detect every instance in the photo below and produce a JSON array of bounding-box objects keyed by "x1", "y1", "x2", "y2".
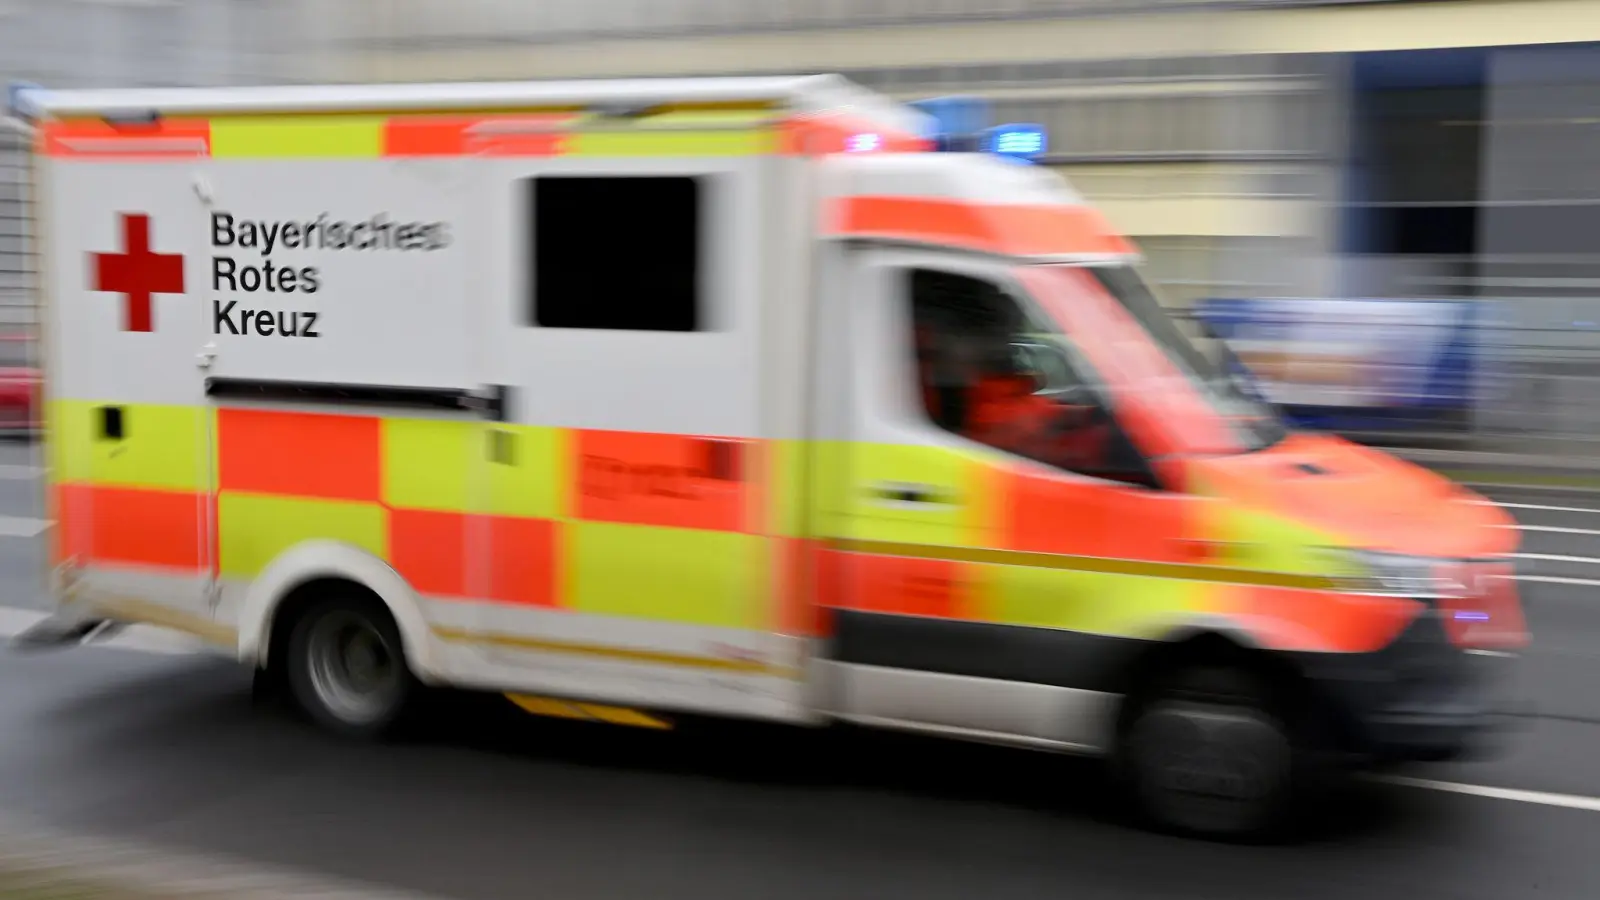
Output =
[{"x1": 1183, "y1": 297, "x2": 1600, "y2": 459}]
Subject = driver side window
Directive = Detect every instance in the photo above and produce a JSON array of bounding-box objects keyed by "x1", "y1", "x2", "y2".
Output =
[{"x1": 905, "y1": 268, "x2": 1150, "y2": 486}]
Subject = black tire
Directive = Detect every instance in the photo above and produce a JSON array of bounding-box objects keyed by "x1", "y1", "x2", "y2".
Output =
[
  {"x1": 1115, "y1": 665, "x2": 1323, "y2": 842},
  {"x1": 282, "y1": 590, "x2": 417, "y2": 740}
]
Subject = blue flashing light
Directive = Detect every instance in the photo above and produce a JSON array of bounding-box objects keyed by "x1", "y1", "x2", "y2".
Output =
[
  {"x1": 987, "y1": 123, "x2": 1047, "y2": 160},
  {"x1": 6, "y1": 82, "x2": 42, "y2": 122}
]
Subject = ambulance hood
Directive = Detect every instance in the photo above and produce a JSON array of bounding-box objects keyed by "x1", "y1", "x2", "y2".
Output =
[{"x1": 1187, "y1": 431, "x2": 1518, "y2": 560}]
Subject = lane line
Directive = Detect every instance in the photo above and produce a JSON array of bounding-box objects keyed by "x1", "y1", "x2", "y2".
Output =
[
  {"x1": 1376, "y1": 775, "x2": 1600, "y2": 814},
  {"x1": 1513, "y1": 574, "x2": 1600, "y2": 587},
  {"x1": 1487, "y1": 501, "x2": 1600, "y2": 514},
  {"x1": 1513, "y1": 524, "x2": 1600, "y2": 536},
  {"x1": 1516, "y1": 552, "x2": 1600, "y2": 565},
  {"x1": 0, "y1": 464, "x2": 41, "y2": 481}
]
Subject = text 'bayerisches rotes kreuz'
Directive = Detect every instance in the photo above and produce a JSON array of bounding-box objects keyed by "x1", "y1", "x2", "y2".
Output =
[{"x1": 210, "y1": 211, "x2": 452, "y2": 339}]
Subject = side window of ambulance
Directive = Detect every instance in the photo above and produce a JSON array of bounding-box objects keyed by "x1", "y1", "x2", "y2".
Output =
[
  {"x1": 907, "y1": 268, "x2": 1147, "y2": 484},
  {"x1": 526, "y1": 175, "x2": 704, "y2": 332}
]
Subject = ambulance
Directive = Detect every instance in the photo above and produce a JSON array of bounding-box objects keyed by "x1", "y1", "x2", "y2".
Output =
[{"x1": 13, "y1": 75, "x2": 1525, "y2": 839}]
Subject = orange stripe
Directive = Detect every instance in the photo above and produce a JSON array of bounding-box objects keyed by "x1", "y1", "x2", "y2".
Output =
[
  {"x1": 780, "y1": 115, "x2": 931, "y2": 155},
  {"x1": 829, "y1": 196, "x2": 1136, "y2": 258},
  {"x1": 53, "y1": 483, "x2": 93, "y2": 565},
  {"x1": 999, "y1": 465, "x2": 1192, "y2": 563},
  {"x1": 382, "y1": 114, "x2": 575, "y2": 156},
  {"x1": 53, "y1": 483, "x2": 206, "y2": 572},
  {"x1": 388, "y1": 507, "x2": 469, "y2": 597},
  {"x1": 217, "y1": 408, "x2": 382, "y2": 503},
  {"x1": 1218, "y1": 584, "x2": 1419, "y2": 654},
  {"x1": 824, "y1": 549, "x2": 971, "y2": 619},
  {"x1": 774, "y1": 537, "x2": 828, "y2": 637},
  {"x1": 574, "y1": 430, "x2": 749, "y2": 532},
  {"x1": 369, "y1": 509, "x2": 562, "y2": 605},
  {"x1": 39, "y1": 119, "x2": 211, "y2": 158},
  {"x1": 487, "y1": 516, "x2": 559, "y2": 607}
]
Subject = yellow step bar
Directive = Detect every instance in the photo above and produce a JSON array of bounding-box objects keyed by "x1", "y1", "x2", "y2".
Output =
[{"x1": 505, "y1": 693, "x2": 672, "y2": 730}]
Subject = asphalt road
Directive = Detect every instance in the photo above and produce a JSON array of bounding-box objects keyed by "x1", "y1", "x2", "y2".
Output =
[{"x1": 1, "y1": 441, "x2": 1599, "y2": 899}]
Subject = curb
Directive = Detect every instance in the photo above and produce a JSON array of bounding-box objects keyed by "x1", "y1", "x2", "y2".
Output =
[
  {"x1": 1391, "y1": 448, "x2": 1600, "y2": 473},
  {"x1": 0, "y1": 811, "x2": 451, "y2": 899},
  {"x1": 1385, "y1": 449, "x2": 1600, "y2": 489},
  {"x1": 1432, "y1": 468, "x2": 1600, "y2": 491}
]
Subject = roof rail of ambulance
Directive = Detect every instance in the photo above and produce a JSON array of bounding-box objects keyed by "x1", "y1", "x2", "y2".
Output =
[
  {"x1": 18, "y1": 74, "x2": 923, "y2": 133},
  {"x1": 6, "y1": 82, "x2": 43, "y2": 124}
]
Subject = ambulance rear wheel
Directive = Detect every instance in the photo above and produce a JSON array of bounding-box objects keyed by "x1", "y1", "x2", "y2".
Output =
[
  {"x1": 284, "y1": 592, "x2": 417, "y2": 740},
  {"x1": 1117, "y1": 666, "x2": 1304, "y2": 841}
]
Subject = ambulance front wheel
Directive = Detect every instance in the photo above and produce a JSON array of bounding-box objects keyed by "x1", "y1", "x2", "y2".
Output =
[
  {"x1": 283, "y1": 590, "x2": 419, "y2": 740},
  {"x1": 1116, "y1": 665, "x2": 1311, "y2": 841}
]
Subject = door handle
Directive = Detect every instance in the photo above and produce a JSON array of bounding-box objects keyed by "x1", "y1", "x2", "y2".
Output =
[{"x1": 867, "y1": 481, "x2": 958, "y2": 507}]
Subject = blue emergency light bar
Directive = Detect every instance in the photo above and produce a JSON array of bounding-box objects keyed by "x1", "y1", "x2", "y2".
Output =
[
  {"x1": 987, "y1": 123, "x2": 1048, "y2": 161},
  {"x1": 907, "y1": 97, "x2": 1048, "y2": 161}
]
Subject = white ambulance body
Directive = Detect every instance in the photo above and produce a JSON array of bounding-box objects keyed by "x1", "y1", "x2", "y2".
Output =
[
  {"x1": 25, "y1": 75, "x2": 1086, "y2": 726},
  {"x1": 18, "y1": 75, "x2": 1517, "y2": 840}
]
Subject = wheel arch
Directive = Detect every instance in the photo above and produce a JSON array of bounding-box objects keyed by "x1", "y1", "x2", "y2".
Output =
[
  {"x1": 235, "y1": 540, "x2": 441, "y2": 683},
  {"x1": 1106, "y1": 619, "x2": 1322, "y2": 740}
]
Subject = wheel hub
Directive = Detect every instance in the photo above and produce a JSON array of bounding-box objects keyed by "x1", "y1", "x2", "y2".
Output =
[{"x1": 306, "y1": 612, "x2": 401, "y2": 726}]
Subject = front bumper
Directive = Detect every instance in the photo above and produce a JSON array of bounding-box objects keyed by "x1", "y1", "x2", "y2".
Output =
[{"x1": 1296, "y1": 611, "x2": 1522, "y2": 764}]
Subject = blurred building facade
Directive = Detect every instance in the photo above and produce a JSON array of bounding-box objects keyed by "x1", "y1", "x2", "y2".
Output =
[
  {"x1": 0, "y1": 0, "x2": 310, "y2": 330},
  {"x1": 289, "y1": 0, "x2": 1596, "y2": 314},
  {"x1": 5, "y1": 1, "x2": 1600, "y2": 362}
]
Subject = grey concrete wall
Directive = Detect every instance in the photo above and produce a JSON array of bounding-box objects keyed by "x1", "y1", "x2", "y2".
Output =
[
  {"x1": 0, "y1": 0, "x2": 316, "y2": 332},
  {"x1": 0, "y1": 120, "x2": 29, "y2": 330}
]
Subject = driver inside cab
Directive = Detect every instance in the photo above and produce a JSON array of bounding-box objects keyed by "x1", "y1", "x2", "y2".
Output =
[{"x1": 911, "y1": 272, "x2": 1109, "y2": 473}]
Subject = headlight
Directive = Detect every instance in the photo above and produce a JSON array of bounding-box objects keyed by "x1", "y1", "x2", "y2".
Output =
[{"x1": 1325, "y1": 550, "x2": 1456, "y2": 598}]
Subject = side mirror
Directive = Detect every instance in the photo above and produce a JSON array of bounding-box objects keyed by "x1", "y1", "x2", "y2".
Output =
[{"x1": 1011, "y1": 340, "x2": 1078, "y2": 394}]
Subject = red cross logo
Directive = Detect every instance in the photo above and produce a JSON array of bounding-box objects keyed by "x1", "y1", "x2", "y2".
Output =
[{"x1": 91, "y1": 213, "x2": 185, "y2": 333}]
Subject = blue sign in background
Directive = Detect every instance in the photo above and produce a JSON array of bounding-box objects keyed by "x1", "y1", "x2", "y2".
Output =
[{"x1": 1192, "y1": 297, "x2": 1501, "y2": 432}]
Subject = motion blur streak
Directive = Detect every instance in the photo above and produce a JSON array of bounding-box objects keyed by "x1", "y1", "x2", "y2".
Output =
[{"x1": 2, "y1": 0, "x2": 1600, "y2": 898}]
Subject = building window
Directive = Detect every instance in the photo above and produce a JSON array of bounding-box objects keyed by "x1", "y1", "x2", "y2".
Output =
[{"x1": 526, "y1": 175, "x2": 704, "y2": 332}]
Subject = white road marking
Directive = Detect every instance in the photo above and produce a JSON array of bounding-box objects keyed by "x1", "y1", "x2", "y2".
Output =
[
  {"x1": 0, "y1": 515, "x2": 47, "y2": 538},
  {"x1": 1487, "y1": 501, "x2": 1600, "y2": 515},
  {"x1": 1377, "y1": 775, "x2": 1600, "y2": 814},
  {"x1": 1503, "y1": 524, "x2": 1600, "y2": 536},
  {"x1": 0, "y1": 464, "x2": 41, "y2": 481},
  {"x1": 1513, "y1": 574, "x2": 1600, "y2": 587},
  {"x1": 0, "y1": 606, "x2": 211, "y2": 656},
  {"x1": 1516, "y1": 553, "x2": 1600, "y2": 565}
]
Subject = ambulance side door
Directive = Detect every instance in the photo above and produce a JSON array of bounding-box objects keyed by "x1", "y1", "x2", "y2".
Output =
[
  {"x1": 473, "y1": 152, "x2": 790, "y2": 718},
  {"x1": 45, "y1": 135, "x2": 218, "y2": 623},
  {"x1": 819, "y1": 247, "x2": 1189, "y2": 749}
]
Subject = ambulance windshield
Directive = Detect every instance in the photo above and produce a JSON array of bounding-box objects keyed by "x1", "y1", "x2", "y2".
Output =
[{"x1": 1022, "y1": 264, "x2": 1288, "y2": 454}]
